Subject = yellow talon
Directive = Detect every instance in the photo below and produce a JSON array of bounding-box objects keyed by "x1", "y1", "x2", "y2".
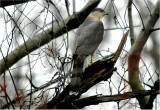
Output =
[
  {"x1": 88, "y1": 54, "x2": 94, "y2": 66},
  {"x1": 90, "y1": 54, "x2": 93, "y2": 64}
]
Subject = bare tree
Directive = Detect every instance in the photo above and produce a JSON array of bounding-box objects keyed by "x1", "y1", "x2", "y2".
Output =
[{"x1": 0, "y1": 0, "x2": 159, "y2": 109}]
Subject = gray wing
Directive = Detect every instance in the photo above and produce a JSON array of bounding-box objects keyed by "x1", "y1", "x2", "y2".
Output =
[
  {"x1": 75, "y1": 18, "x2": 104, "y2": 55},
  {"x1": 70, "y1": 18, "x2": 104, "y2": 93}
]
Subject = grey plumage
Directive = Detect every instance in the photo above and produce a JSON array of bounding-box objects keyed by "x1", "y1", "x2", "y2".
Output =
[
  {"x1": 76, "y1": 18, "x2": 104, "y2": 55},
  {"x1": 70, "y1": 9, "x2": 105, "y2": 93}
]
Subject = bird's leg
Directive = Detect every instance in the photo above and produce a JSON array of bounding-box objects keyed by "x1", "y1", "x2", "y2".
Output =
[
  {"x1": 91, "y1": 54, "x2": 93, "y2": 64},
  {"x1": 88, "y1": 54, "x2": 94, "y2": 66}
]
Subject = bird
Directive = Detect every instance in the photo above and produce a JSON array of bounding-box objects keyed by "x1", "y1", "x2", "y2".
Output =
[{"x1": 70, "y1": 8, "x2": 107, "y2": 93}]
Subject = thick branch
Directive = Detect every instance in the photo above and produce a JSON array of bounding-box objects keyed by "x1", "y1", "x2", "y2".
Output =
[
  {"x1": 38, "y1": 31, "x2": 129, "y2": 109},
  {"x1": 0, "y1": 0, "x2": 36, "y2": 7},
  {"x1": 146, "y1": 80, "x2": 160, "y2": 108},
  {"x1": 74, "y1": 90, "x2": 160, "y2": 108},
  {"x1": 38, "y1": 56, "x2": 116, "y2": 109},
  {"x1": 0, "y1": 0, "x2": 101, "y2": 74},
  {"x1": 128, "y1": 0, "x2": 159, "y2": 109}
]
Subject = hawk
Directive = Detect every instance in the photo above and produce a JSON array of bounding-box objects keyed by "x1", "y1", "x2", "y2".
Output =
[{"x1": 70, "y1": 8, "x2": 107, "y2": 92}]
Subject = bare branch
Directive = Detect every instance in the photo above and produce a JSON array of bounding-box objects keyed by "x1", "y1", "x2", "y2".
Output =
[
  {"x1": 0, "y1": 0, "x2": 101, "y2": 74},
  {"x1": 128, "y1": 0, "x2": 135, "y2": 45},
  {"x1": 113, "y1": 30, "x2": 129, "y2": 61},
  {"x1": 37, "y1": 30, "x2": 129, "y2": 109},
  {"x1": 128, "y1": 0, "x2": 159, "y2": 109},
  {"x1": 151, "y1": 28, "x2": 160, "y2": 32},
  {"x1": 0, "y1": 0, "x2": 36, "y2": 7},
  {"x1": 74, "y1": 90, "x2": 160, "y2": 109}
]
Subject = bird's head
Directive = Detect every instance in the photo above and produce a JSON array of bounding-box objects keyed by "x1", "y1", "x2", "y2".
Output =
[{"x1": 89, "y1": 8, "x2": 108, "y2": 20}]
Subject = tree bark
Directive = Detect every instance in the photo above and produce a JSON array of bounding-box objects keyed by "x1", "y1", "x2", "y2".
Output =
[
  {"x1": 74, "y1": 90, "x2": 160, "y2": 109},
  {"x1": 128, "y1": 0, "x2": 159, "y2": 109}
]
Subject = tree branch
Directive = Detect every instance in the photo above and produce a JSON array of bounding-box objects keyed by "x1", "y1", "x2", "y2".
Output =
[
  {"x1": 38, "y1": 56, "x2": 116, "y2": 109},
  {"x1": 38, "y1": 30, "x2": 129, "y2": 109},
  {"x1": 128, "y1": 0, "x2": 159, "y2": 109},
  {"x1": 146, "y1": 80, "x2": 160, "y2": 108},
  {"x1": 74, "y1": 90, "x2": 160, "y2": 109},
  {"x1": 0, "y1": 0, "x2": 101, "y2": 74},
  {"x1": 0, "y1": 0, "x2": 36, "y2": 7},
  {"x1": 1, "y1": 30, "x2": 129, "y2": 109},
  {"x1": 128, "y1": 0, "x2": 135, "y2": 45}
]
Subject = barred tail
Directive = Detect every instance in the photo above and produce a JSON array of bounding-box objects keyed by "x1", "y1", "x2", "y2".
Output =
[{"x1": 70, "y1": 54, "x2": 86, "y2": 92}]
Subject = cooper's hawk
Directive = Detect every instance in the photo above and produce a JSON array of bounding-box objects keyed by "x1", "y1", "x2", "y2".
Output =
[{"x1": 70, "y1": 8, "x2": 107, "y2": 93}]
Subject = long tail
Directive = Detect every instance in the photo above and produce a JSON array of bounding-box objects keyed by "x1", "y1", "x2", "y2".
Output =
[{"x1": 70, "y1": 54, "x2": 86, "y2": 92}]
